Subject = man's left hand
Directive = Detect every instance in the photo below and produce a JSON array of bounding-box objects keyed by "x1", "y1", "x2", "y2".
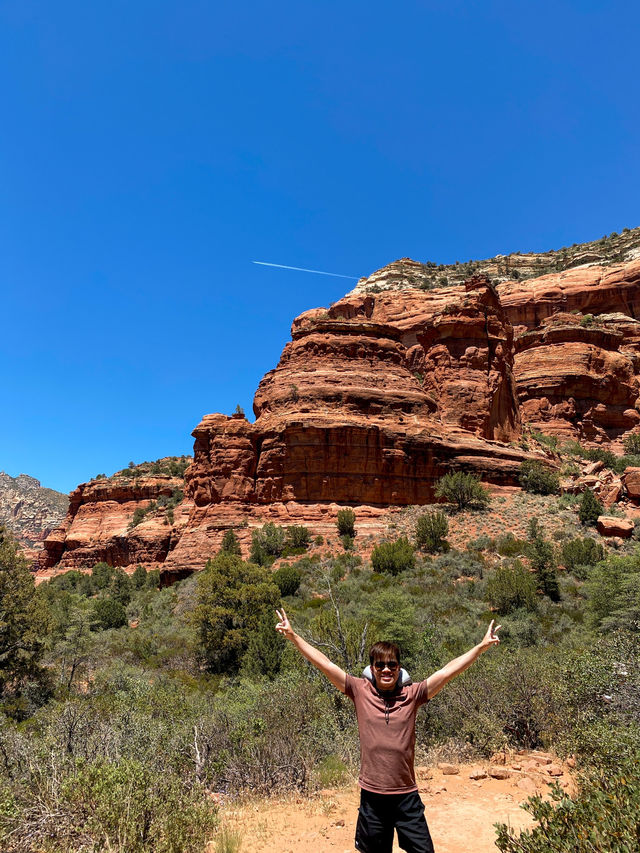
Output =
[{"x1": 479, "y1": 619, "x2": 501, "y2": 651}]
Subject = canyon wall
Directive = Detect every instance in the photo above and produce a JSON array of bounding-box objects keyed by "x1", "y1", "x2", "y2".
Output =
[{"x1": 40, "y1": 254, "x2": 640, "y2": 578}]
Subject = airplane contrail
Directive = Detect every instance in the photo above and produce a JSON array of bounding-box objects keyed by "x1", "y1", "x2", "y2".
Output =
[{"x1": 252, "y1": 261, "x2": 359, "y2": 280}]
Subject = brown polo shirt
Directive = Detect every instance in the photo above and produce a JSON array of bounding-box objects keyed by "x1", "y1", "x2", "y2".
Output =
[{"x1": 344, "y1": 674, "x2": 430, "y2": 795}]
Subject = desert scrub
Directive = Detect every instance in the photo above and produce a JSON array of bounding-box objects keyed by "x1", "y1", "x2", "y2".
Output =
[
  {"x1": 336, "y1": 508, "x2": 356, "y2": 537},
  {"x1": 518, "y1": 460, "x2": 559, "y2": 495},
  {"x1": 371, "y1": 538, "x2": 415, "y2": 575},
  {"x1": 435, "y1": 472, "x2": 490, "y2": 511},
  {"x1": 486, "y1": 561, "x2": 537, "y2": 615},
  {"x1": 415, "y1": 510, "x2": 449, "y2": 552},
  {"x1": 0, "y1": 756, "x2": 217, "y2": 853},
  {"x1": 496, "y1": 754, "x2": 640, "y2": 853}
]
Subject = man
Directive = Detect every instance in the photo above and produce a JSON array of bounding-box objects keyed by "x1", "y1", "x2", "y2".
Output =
[{"x1": 275, "y1": 608, "x2": 501, "y2": 853}]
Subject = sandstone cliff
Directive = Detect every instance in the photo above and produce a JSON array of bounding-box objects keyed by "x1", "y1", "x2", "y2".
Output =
[
  {"x1": 39, "y1": 458, "x2": 190, "y2": 575},
  {"x1": 41, "y1": 231, "x2": 640, "y2": 578}
]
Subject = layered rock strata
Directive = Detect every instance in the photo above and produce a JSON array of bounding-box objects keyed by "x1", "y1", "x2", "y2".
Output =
[
  {"x1": 0, "y1": 472, "x2": 68, "y2": 558},
  {"x1": 40, "y1": 474, "x2": 188, "y2": 573},
  {"x1": 41, "y1": 252, "x2": 640, "y2": 577}
]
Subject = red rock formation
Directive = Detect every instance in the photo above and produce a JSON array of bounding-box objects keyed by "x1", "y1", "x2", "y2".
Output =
[
  {"x1": 39, "y1": 474, "x2": 188, "y2": 573},
  {"x1": 513, "y1": 314, "x2": 640, "y2": 441},
  {"x1": 41, "y1": 254, "x2": 640, "y2": 577}
]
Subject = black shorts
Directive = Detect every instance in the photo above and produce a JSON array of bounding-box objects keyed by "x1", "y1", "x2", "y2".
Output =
[{"x1": 355, "y1": 788, "x2": 435, "y2": 853}]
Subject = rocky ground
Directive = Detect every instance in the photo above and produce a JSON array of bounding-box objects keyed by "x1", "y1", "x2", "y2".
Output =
[{"x1": 214, "y1": 751, "x2": 574, "y2": 853}]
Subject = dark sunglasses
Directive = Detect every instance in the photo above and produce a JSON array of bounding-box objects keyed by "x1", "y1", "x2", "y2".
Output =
[{"x1": 373, "y1": 661, "x2": 399, "y2": 672}]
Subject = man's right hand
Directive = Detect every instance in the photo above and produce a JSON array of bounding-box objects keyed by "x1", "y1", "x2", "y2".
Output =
[{"x1": 275, "y1": 608, "x2": 294, "y2": 640}]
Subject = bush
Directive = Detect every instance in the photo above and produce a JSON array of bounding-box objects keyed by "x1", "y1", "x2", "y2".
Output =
[
  {"x1": 526, "y1": 527, "x2": 560, "y2": 602},
  {"x1": 286, "y1": 525, "x2": 310, "y2": 549},
  {"x1": 273, "y1": 564, "x2": 302, "y2": 597},
  {"x1": 193, "y1": 554, "x2": 280, "y2": 673},
  {"x1": 0, "y1": 758, "x2": 218, "y2": 853},
  {"x1": 486, "y1": 562, "x2": 537, "y2": 615},
  {"x1": 496, "y1": 755, "x2": 640, "y2": 853},
  {"x1": 0, "y1": 528, "x2": 51, "y2": 709},
  {"x1": 132, "y1": 565, "x2": 147, "y2": 589},
  {"x1": 415, "y1": 511, "x2": 449, "y2": 552},
  {"x1": 341, "y1": 534, "x2": 354, "y2": 551},
  {"x1": 435, "y1": 472, "x2": 490, "y2": 511},
  {"x1": 495, "y1": 533, "x2": 527, "y2": 557},
  {"x1": 336, "y1": 508, "x2": 356, "y2": 537},
  {"x1": 561, "y1": 537, "x2": 605, "y2": 578},
  {"x1": 579, "y1": 489, "x2": 603, "y2": 526},
  {"x1": 518, "y1": 460, "x2": 560, "y2": 495},
  {"x1": 220, "y1": 529, "x2": 242, "y2": 556},
  {"x1": 371, "y1": 538, "x2": 415, "y2": 576},
  {"x1": 93, "y1": 598, "x2": 127, "y2": 630},
  {"x1": 250, "y1": 523, "x2": 286, "y2": 565},
  {"x1": 623, "y1": 431, "x2": 640, "y2": 455}
]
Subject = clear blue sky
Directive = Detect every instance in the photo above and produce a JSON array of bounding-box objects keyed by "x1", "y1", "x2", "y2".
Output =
[{"x1": 2, "y1": 0, "x2": 638, "y2": 493}]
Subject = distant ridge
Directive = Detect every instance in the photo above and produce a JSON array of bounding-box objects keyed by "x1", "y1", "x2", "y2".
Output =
[
  {"x1": 0, "y1": 471, "x2": 69, "y2": 553},
  {"x1": 353, "y1": 226, "x2": 640, "y2": 294}
]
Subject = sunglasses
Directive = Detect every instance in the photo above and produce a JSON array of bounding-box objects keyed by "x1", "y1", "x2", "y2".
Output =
[{"x1": 373, "y1": 661, "x2": 399, "y2": 672}]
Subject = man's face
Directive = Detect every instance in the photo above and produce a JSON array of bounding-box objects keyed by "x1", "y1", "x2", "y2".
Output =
[{"x1": 372, "y1": 658, "x2": 400, "y2": 692}]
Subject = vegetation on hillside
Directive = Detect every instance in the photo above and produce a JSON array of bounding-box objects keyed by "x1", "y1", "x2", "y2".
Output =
[{"x1": 1, "y1": 431, "x2": 639, "y2": 853}]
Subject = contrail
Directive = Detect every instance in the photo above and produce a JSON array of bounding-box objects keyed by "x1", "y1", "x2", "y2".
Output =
[{"x1": 252, "y1": 261, "x2": 359, "y2": 280}]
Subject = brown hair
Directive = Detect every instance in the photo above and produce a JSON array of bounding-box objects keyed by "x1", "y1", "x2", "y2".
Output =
[{"x1": 369, "y1": 641, "x2": 400, "y2": 666}]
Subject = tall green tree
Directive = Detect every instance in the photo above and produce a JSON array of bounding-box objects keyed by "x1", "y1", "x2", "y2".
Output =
[
  {"x1": 192, "y1": 554, "x2": 280, "y2": 673},
  {"x1": 0, "y1": 528, "x2": 51, "y2": 707}
]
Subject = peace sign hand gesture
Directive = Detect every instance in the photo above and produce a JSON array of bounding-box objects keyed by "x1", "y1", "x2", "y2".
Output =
[
  {"x1": 480, "y1": 619, "x2": 502, "y2": 651},
  {"x1": 275, "y1": 608, "x2": 294, "y2": 640}
]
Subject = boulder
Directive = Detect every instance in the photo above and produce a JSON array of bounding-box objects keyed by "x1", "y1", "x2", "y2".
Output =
[
  {"x1": 597, "y1": 516, "x2": 634, "y2": 538},
  {"x1": 437, "y1": 763, "x2": 459, "y2": 775},
  {"x1": 622, "y1": 467, "x2": 640, "y2": 501},
  {"x1": 488, "y1": 766, "x2": 511, "y2": 780}
]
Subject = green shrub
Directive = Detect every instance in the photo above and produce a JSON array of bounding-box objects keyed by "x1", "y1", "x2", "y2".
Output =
[
  {"x1": 561, "y1": 537, "x2": 605, "y2": 578},
  {"x1": 526, "y1": 527, "x2": 560, "y2": 602},
  {"x1": 495, "y1": 533, "x2": 527, "y2": 557},
  {"x1": 486, "y1": 562, "x2": 537, "y2": 615},
  {"x1": 371, "y1": 538, "x2": 415, "y2": 576},
  {"x1": 435, "y1": 472, "x2": 490, "y2": 511},
  {"x1": 91, "y1": 562, "x2": 115, "y2": 589},
  {"x1": 93, "y1": 597, "x2": 127, "y2": 630},
  {"x1": 193, "y1": 554, "x2": 280, "y2": 673},
  {"x1": 131, "y1": 566, "x2": 147, "y2": 589},
  {"x1": 623, "y1": 431, "x2": 640, "y2": 455},
  {"x1": 286, "y1": 525, "x2": 310, "y2": 549},
  {"x1": 415, "y1": 511, "x2": 449, "y2": 552},
  {"x1": 579, "y1": 489, "x2": 603, "y2": 526},
  {"x1": 54, "y1": 759, "x2": 217, "y2": 853},
  {"x1": 336, "y1": 508, "x2": 356, "y2": 537},
  {"x1": 273, "y1": 564, "x2": 302, "y2": 597},
  {"x1": 518, "y1": 460, "x2": 560, "y2": 495},
  {"x1": 314, "y1": 754, "x2": 351, "y2": 788},
  {"x1": 220, "y1": 529, "x2": 242, "y2": 556},
  {"x1": 250, "y1": 523, "x2": 286, "y2": 565},
  {"x1": 496, "y1": 756, "x2": 640, "y2": 853},
  {"x1": 0, "y1": 529, "x2": 51, "y2": 710},
  {"x1": 341, "y1": 534, "x2": 354, "y2": 551},
  {"x1": 314, "y1": 535, "x2": 324, "y2": 546}
]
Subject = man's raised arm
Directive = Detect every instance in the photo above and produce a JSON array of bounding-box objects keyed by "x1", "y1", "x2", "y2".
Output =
[
  {"x1": 426, "y1": 620, "x2": 501, "y2": 700},
  {"x1": 275, "y1": 608, "x2": 347, "y2": 693}
]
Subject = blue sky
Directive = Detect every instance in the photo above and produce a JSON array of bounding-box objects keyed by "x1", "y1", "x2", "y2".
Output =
[{"x1": 1, "y1": 0, "x2": 638, "y2": 493}]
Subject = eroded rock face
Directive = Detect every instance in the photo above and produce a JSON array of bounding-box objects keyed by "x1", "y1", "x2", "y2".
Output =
[
  {"x1": 0, "y1": 472, "x2": 68, "y2": 556},
  {"x1": 39, "y1": 474, "x2": 188, "y2": 572},
  {"x1": 513, "y1": 314, "x2": 640, "y2": 441},
  {"x1": 41, "y1": 253, "x2": 640, "y2": 576}
]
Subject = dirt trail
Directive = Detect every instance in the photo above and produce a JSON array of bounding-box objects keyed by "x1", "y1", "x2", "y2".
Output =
[{"x1": 215, "y1": 754, "x2": 573, "y2": 853}]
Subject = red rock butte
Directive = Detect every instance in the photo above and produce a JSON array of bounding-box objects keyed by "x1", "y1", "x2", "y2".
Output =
[{"x1": 39, "y1": 252, "x2": 640, "y2": 580}]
